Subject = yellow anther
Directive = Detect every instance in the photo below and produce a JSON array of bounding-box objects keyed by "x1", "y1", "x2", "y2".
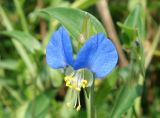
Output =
[
  {"x1": 81, "y1": 80, "x2": 88, "y2": 88},
  {"x1": 64, "y1": 76, "x2": 73, "y2": 81},
  {"x1": 64, "y1": 77, "x2": 69, "y2": 81},
  {"x1": 66, "y1": 81, "x2": 71, "y2": 87},
  {"x1": 81, "y1": 80, "x2": 88, "y2": 84},
  {"x1": 76, "y1": 105, "x2": 81, "y2": 111}
]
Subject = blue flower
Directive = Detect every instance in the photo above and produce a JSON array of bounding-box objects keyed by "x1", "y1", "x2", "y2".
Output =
[{"x1": 46, "y1": 26, "x2": 118, "y2": 110}]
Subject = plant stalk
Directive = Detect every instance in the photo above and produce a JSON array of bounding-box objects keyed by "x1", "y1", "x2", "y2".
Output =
[
  {"x1": 85, "y1": 79, "x2": 96, "y2": 118},
  {"x1": 13, "y1": 0, "x2": 29, "y2": 33}
]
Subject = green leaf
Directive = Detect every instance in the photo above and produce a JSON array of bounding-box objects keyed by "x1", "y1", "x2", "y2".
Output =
[
  {"x1": 25, "y1": 94, "x2": 50, "y2": 118},
  {"x1": 95, "y1": 68, "x2": 118, "y2": 106},
  {"x1": 117, "y1": 22, "x2": 137, "y2": 47},
  {"x1": 128, "y1": 0, "x2": 146, "y2": 12},
  {"x1": 0, "y1": 77, "x2": 16, "y2": 87},
  {"x1": 16, "y1": 102, "x2": 28, "y2": 118},
  {"x1": 72, "y1": 0, "x2": 97, "y2": 9},
  {"x1": 39, "y1": 7, "x2": 105, "y2": 39},
  {"x1": 124, "y1": 5, "x2": 142, "y2": 27},
  {"x1": 95, "y1": 68, "x2": 118, "y2": 118},
  {"x1": 1, "y1": 31, "x2": 40, "y2": 53},
  {"x1": 118, "y1": 4, "x2": 145, "y2": 43},
  {"x1": 49, "y1": 69, "x2": 63, "y2": 87},
  {"x1": 110, "y1": 84, "x2": 142, "y2": 118},
  {"x1": 0, "y1": 59, "x2": 19, "y2": 70}
]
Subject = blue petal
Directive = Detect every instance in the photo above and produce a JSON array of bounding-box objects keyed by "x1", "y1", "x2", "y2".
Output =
[
  {"x1": 46, "y1": 26, "x2": 74, "y2": 69},
  {"x1": 74, "y1": 33, "x2": 118, "y2": 78}
]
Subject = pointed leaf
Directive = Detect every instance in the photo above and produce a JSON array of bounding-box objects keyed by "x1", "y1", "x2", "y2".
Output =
[
  {"x1": 110, "y1": 84, "x2": 142, "y2": 118},
  {"x1": 25, "y1": 94, "x2": 50, "y2": 118},
  {"x1": 1, "y1": 31, "x2": 40, "y2": 53},
  {"x1": 39, "y1": 7, "x2": 105, "y2": 39}
]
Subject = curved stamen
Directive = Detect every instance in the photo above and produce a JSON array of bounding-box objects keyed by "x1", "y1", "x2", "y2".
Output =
[{"x1": 64, "y1": 69, "x2": 88, "y2": 111}]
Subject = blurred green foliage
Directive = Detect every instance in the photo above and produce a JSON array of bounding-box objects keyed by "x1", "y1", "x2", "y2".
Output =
[{"x1": 0, "y1": 0, "x2": 160, "y2": 118}]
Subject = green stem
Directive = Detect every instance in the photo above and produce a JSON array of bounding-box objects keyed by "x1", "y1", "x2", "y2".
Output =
[
  {"x1": 85, "y1": 79, "x2": 96, "y2": 118},
  {"x1": 13, "y1": 0, "x2": 29, "y2": 33}
]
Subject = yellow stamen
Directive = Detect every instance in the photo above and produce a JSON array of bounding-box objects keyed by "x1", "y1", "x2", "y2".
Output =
[
  {"x1": 66, "y1": 81, "x2": 71, "y2": 87},
  {"x1": 76, "y1": 105, "x2": 81, "y2": 111},
  {"x1": 64, "y1": 76, "x2": 73, "y2": 81},
  {"x1": 63, "y1": 69, "x2": 92, "y2": 111},
  {"x1": 81, "y1": 80, "x2": 88, "y2": 88}
]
